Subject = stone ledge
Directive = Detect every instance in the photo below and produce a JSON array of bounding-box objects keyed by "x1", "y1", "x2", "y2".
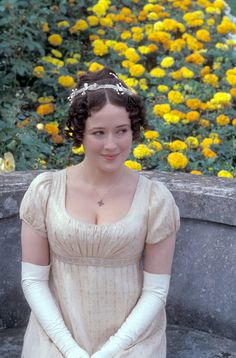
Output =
[
  {"x1": 1, "y1": 170, "x2": 236, "y2": 225},
  {"x1": 1, "y1": 325, "x2": 236, "y2": 358}
]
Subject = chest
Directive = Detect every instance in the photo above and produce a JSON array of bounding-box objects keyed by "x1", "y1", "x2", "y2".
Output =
[{"x1": 65, "y1": 183, "x2": 137, "y2": 226}]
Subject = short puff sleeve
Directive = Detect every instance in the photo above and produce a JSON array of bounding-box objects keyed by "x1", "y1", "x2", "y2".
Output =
[
  {"x1": 145, "y1": 181, "x2": 180, "y2": 244},
  {"x1": 19, "y1": 172, "x2": 53, "y2": 238}
]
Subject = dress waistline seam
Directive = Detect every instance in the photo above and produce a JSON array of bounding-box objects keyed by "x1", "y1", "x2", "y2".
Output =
[{"x1": 51, "y1": 251, "x2": 140, "y2": 267}]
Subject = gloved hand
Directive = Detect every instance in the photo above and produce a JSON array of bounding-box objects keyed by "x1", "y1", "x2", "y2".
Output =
[
  {"x1": 91, "y1": 271, "x2": 170, "y2": 357},
  {"x1": 21, "y1": 262, "x2": 90, "y2": 358}
]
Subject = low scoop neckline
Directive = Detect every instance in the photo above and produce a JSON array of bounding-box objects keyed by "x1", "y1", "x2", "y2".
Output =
[{"x1": 61, "y1": 168, "x2": 143, "y2": 228}]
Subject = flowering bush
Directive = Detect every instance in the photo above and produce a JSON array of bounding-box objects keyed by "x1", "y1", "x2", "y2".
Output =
[{"x1": 0, "y1": 0, "x2": 236, "y2": 178}]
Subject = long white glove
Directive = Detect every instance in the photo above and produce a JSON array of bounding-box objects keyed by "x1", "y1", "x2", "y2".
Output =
[
  {"x1": 21, "y1": 262, "x2": 89, "y2": 358},
  {"x1": 91, "y1": 271, "x2": 170, "y2": 358}
]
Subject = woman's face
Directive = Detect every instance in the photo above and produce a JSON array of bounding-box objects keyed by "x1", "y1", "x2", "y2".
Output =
[{"x1": 82, "y1": 103, "x2": 133, "y2": 173}]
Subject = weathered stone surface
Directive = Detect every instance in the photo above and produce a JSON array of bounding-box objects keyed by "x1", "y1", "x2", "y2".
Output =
[
  {"x1": 167, "y1": 218, "x2": 236, "y2": 339},
  {"x1": 0, "y1": 170, "x2": 236, "y2": 341}
]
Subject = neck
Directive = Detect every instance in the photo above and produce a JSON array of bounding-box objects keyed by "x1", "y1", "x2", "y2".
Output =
[{"x1": 78, "y1": 160, "x2": 126, "y2": 188}]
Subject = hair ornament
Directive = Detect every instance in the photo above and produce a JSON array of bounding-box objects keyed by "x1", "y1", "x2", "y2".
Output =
[{"x1": 68, "y1": 82, "x2": 134, "y2": 103}]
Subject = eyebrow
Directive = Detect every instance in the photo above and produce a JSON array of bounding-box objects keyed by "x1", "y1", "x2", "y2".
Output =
[{"x1": 89, "y1": 124, "x2": 130, "y2": 130}]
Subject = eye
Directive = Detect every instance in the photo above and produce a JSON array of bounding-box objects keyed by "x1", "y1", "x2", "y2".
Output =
[
  {"x1": 93, "y1": 131, "x2": 104, "y2": 136},
  {"x1": 117, "y1": 128, "x2": 128, "y2": 134}
]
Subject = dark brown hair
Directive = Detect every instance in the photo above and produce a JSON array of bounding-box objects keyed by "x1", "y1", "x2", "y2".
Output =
[{"x1": 65, "y1": 67, "x2": 148, "y2": 146}]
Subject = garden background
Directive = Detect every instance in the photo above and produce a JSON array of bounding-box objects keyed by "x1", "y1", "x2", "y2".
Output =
[{"x1": 0, "y1": 0, "x2": 236, "y2": 177}]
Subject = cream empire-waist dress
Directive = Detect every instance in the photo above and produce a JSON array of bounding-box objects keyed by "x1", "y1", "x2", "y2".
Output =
[{"x1": 19, "y1": 168, "x2": 180, "y2": 358}]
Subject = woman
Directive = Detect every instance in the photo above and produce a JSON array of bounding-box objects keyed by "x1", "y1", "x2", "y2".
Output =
[{"x1": 20, "y1": 67, "x2": 180, "y2": 357}]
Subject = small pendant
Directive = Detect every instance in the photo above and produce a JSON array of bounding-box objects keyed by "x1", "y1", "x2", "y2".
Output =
[{"x1": 97, "y1": 199, "x2": 104, "y2": 207}]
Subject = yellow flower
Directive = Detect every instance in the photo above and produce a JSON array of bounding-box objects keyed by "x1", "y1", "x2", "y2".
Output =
[
  {"x1": 51, "y1": 49, "x2": 63, "y2": 58},
  {"x1": 124, "y1": 160, "x2": 142, "y2": 171},
  {"x1": 168, "y1": 90, "x2": 184, "y2": 104},
  {"x1": 88, "y1": 62, "x2": 104, "y2": 72},
  {"x1": 148, "y1": 141, "x2": 162, "y2": 151},
  {"x1": 0, "y1": 152, "x2": 15, "y2": 173},
  {"x1": 92, "y1": 2, "x2": 108, "y2": 17},
  {"x1": 150, "y1": 67, "x2": 166, "y2": 77},
  {"x1": 100, "y1": 17, "x2": 113, "y2": 27},
  {"x1": 157, "y1": 85, "x2": 169, "y2": 92},
  {"x1": 186, "y1": 98, "x2": 202, "y2": 110},
  {"x1": 124, "y1": 78, "x2": 138, "y2": 88},
  {"x1": 217, "y1": 16, "x2": 236, "y2": 35},
  {"x1": 232, "y1": 119, "x2": 236, "y2": 126},
  {"x1": 129, "y1": 64, "x2": 145, "y2": 77},
  {"x1": 183, "y1": 11, "x2": 205, "y2": 28},
  {"x1": 186, "y1": 111, "x2": 200, "y2": 122},
  {"x1": 210, "y1": 92, "x2": 231, "y2": 106},
  {"x1": 161, "y1": 56, "x2": 174, "y2": 68},
  {"x1": 139, "y1": 78, "x2": 148, "y2": 91},
  {"x1": 207, "y1": 18, "x2": 215, "y2": 26},
  {"x1": 72, "y1": 145, "x2": 84, "y2": 155},
  {"x1": 216, "y1": 43, "x2": 229, "y2": 51},
  {"x1": 196, "y1": 29, "x2": 211, "y2": 42},
  {"x1": 170, "y1": 38, "x2": 186, "y2": 52},
  {"x1": 163, "y1": 113, "x2": 181, "y2": 124},
  {"x1": 202, "y1": 148, "x2": 217, "y2": 158},
  {"x1": 201, "y1": 138, "x2": 213, "y2": 148},
  {"x1": 203, "y1": 74, "x2": 219, "y2": 87},
  {"x1": 144, "y1": 130, "x2": 159, "y2": 140},
  {"x1": 33, "y1": 66, "x2": 45, "y2": 78},
  {"x1": 42, "y1": 56, "x2": 64, "y2": 67},
  {"x1": 70, "y1": 20, "x2": 88, "y2": 33},
  {"x1": 45, "y1": 122, "x2": 59, "y2": 135},
  {"x1": 121, "y1": 31, "x2": 132, "y2": 40},
  {"x1": 57, "y1": 20, "x2": 70, "y2": 28},
  {"x1": 226, "y1": 68, "x2": 236, "y2": 86},
  {"x1": 138, "y1": 46, "x2": 150, "y2": 55},
  {"x1": 182, "y1": 67, "x2": 195, "y2": 79},
  {"x1": 41, "y1": 22, "x2": 49, "y2": 32},
  {"x1": 153, "y1": 103, "x2": 171, "y2": 116},
  {"x1": 58, "y1": 75, "x2": 75, "y2": 88},
  {"x1": 87, "y1": 15, "x2": 99, "y2": 26},
  {"x1": 73, "y1": 53, "x2": 81, "y2": 60},
  {"x1": 38, "y1": 96, "x2": 54, "y2": 104},
  {"x1": 133, "y1": 144, "x2": 154, "y2": 159},
  {"x1": 200, "y1": 119, "x2": 210, "y2": 127},
  {"x1": 167, "y1": 152, "x2": 188, "y2": 169},
  {"x1": 216, "y1": 114, "x2": 230, "y2": 126},
  {"x1": 230, "y1": 88, "x2": 236, "y2": 97},
  {"x1": 190, "y1": 170, "x2": 202, "y2": 175},
  {"x1": 125, "y1": 48, "x2": 140, "y2": 63},
  {"x1": 92, "y1": 40, "x2": 109, "y2": 56},
  {"x1": 148, "y1": 44, "x2": 158, "y2": 52},
  {"x1": 169, "y1": 140, "x2": 187, "y2": 152},
  {"x1": 113, "y1": 42, "x2": 128, "y2": 55},
  {"x1": 36, "y1": 103, "x2": 54, "y2": 116},
  {"x1": 48, "y1": 34, "x2": 63, "y2": 46},
  {"x1": 217, "y1": 170, "x2": 233, "y2": 178},
  {"x1": 185, "y1": 136, "x2": 199, "y2": 148},
  {"x1": 185, "y1": 52, "x2": 205, "y2": 65},
  {"x1": 66, "y1": 58, "x2": 78, "y2": 65}
]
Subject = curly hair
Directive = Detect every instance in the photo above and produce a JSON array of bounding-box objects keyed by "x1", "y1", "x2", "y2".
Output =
[{"x1": 65, "y1": 67, "x2": 148, "y2": 146}]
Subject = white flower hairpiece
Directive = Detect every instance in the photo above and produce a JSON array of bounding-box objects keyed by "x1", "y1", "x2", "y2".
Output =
[{"x1": 68, "y1": 82, "x2": 134, "y2": 104}]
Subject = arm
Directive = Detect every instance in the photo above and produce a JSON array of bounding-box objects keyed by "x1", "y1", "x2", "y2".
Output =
[
  {"x1": 91, "y1": 233, "x2": 176, "y2": 358},
  {"x1": 21, "y1": 222, "x2": 89, "y2": 358}
]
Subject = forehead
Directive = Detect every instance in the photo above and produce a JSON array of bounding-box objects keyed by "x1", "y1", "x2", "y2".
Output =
[{"x1": 86, "y1": 104, "x2": 130, "y2": 129}]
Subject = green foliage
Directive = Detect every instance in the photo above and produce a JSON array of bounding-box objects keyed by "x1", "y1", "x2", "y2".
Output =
[{"x1": 0, "y1": 0, "x2": 236, "y2": 176}]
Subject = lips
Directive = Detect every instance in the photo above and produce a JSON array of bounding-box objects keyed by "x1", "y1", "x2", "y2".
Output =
[{"x1": 102, "y1": 154, "x2": 119, "y2": 160}]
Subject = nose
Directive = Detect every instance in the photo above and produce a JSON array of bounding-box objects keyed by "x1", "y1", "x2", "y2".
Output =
[{"x1": 104, "y1": 133, "x2": 117, "y2": 151}]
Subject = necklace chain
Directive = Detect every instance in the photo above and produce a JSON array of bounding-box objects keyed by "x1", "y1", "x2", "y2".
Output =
[{"x1": 93, "y1": 176, "x2": 121, "y2": 207}]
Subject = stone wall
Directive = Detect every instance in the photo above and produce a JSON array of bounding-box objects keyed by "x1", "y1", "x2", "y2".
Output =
[{"x1": 0, "y1": 170, "x2": 235, "y2": 340}]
